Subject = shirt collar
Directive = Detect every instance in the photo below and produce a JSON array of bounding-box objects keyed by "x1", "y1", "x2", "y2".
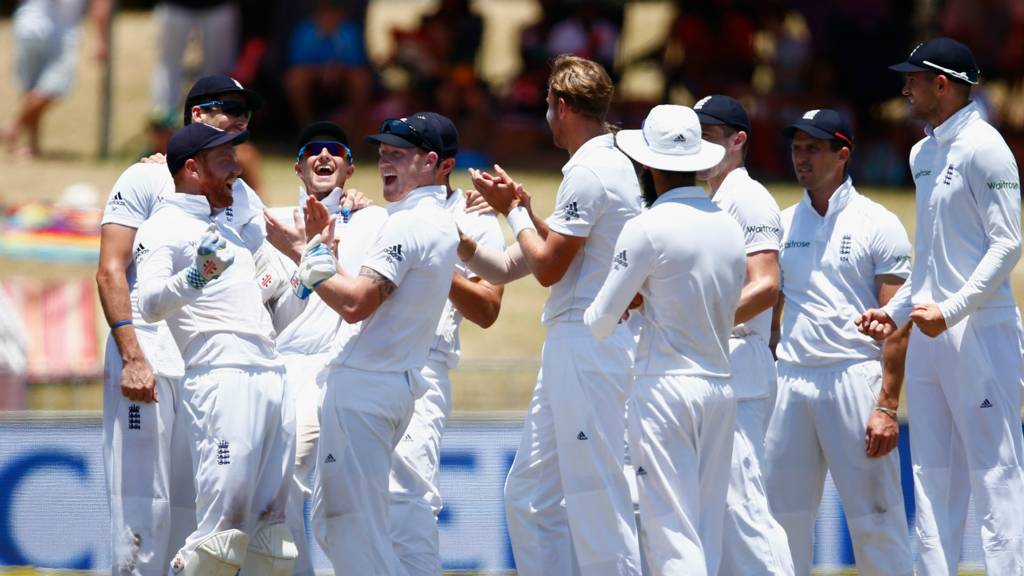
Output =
[
  {"x1": 387, "y1": 184, "x2": 446, "y2": 214},
  {"x1": 562, "y1": 133, "x2": 615, "y2": 175},
  {"x1": 652, "y1": 186, "x2": 708, "y2": 207},
  {"x1": 801, "y1": 176, "x2": 856, "y2": 218},
  {"x1": 926, "y1": 100, "x2": 979, "y2": 144},
  {"x1": 166, "y1": 192, "x2": 216, "y2": 219},
  {"x1": 443, "y1": 187, "x2": 464, "y2": 211}
]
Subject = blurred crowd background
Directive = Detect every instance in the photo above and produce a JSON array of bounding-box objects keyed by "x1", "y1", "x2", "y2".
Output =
[{"x1": 8, "y1": 0, "x2": 1024, "y2": 185}]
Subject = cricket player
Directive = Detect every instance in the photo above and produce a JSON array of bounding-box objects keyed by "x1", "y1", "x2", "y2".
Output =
[
  {"x1": 135, "y1": 123, "x2": 297, "y2": 575},
  {"x1": 694, "y1": 94, "x2": 794, "y2": 576},
  {"x1": 767, "y1": 109, "x2": 914, "y2": 575},
  {"x1": 297, "y1": 113, "x2": 459, "y2": 575},
  {"x1": 258, "y1": 121, "x2": 388, "y2": 576},
  {"x1": 96, "y1": 74, "x2": 264, "y2": 574},
  {"x1": 584, "y1": 104, "x2": 745, "y2": 575},
  {"x1": 858, "y1": 38, "x2": 1024, "y2": 574},
  {"x1": 388, "y1": 113, "x2": 505, "y2": 576},
  {"x1": 462, "y1": 54, "x2": 643, "y2": 575}
]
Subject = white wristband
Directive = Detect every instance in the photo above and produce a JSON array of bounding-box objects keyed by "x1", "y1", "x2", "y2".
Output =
[{"x1": 507, "y1": 205, "x2": 536, "y2": 238}]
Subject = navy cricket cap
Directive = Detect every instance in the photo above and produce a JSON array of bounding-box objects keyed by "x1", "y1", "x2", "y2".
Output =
[
  {"x1": 694, "y1": 95, "x2": 751, "y2": 134},
  {"x1": 889, "y1": 37, "x2": 979, "y2": 85},
  {"x1": 297, "y1": 121, "x2": 349, "y2": 149},
  {"x1": 418, "y1": 112, "x2": 459, "y2": 159},
  {"x1": 365, "y1": 113, "x2": 445, "y2": 155},
  {"x1": 784, "y1": 109, "x2": 854, "y2": 149},
  {"x1": 167, "y1": 123, "x2": 249, "y2": 174},
  {"x1": 183, "y1": 75, "x2": 263, "y2": 125}
]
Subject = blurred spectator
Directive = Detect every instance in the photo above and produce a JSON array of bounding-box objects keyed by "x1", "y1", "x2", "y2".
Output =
[
  {"x1": 504, "y1": 0, "x2": 623, "y2": 116},
  {"x1": 3, "y1": 0, "x2": 111, "y2": 158},
  {"x1": 150, "y1": 0, "x2": 240, "y2": 118},
  {"x1": 658, "y1": 0, "x2": 757, "y2": 101},
  {"x1": 387, "y1": 0, "x2": 494, "y2": 159},
  {"x1": 285, "y1": 0, "x2": 372, "y2": 131}
]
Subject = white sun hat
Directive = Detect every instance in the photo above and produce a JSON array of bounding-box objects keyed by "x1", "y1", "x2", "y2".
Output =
[{"x1": 616, "y1": 105, "x2": 725, "y2": 172}]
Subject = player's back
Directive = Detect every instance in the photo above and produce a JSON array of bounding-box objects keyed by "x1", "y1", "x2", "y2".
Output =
[{"x1": 631, "y1": 187, "x2": 745, "y2": 378}]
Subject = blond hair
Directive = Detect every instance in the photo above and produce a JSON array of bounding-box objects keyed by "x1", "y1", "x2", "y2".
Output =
[{"x1": 547, "y1": 54, "x2": 614, "y2": 122}]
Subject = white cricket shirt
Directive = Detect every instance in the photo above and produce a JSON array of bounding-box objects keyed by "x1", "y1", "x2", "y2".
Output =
[
  {"x1": 134, "y1": 193, "x2": 281, "y2": 370},
  {"x1": 429, "y1": 189, "x2": 505, "y2": 369},
  {"x1": 101, "y1": 163, "x2": 264, "y2": 377},
  {"x1": 883, "y1": 101, "x2": 1021, "y2": 328},
  {"x1": 268, "y1": 190, "x2": 389, "y2": 357},
  {"x1": 329, "y1": 185, "x2": 459, "y2": 372},
  {"x1": 777, "y1": 179, "x2": 912, "y2": 368},
  {"x1": 585, "y1": 187, "x2": 746, "y2": 377},
  {"x1": 543, "y1": 133, "x2": 643, "y2": 325},
  {"x1": 711, "y1": 166, "x2": 783, "y2": 339}
]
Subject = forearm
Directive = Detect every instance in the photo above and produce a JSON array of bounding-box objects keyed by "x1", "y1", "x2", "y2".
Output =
[
  {"x1": 878, "y1": 323, "x2": 910, "y2": 409},
  {"x1": 96, "y1": 270, "x2": 145, "y2": 362},
  {"x1": 449, "y1": 275, "x2": 502, "y2": 328},
  {"x1": 881, "y1": 278, "x2": 913, "y2": 327},
  {"x1": 734, "y1": 277, "x2": 779, "y2": 325},
  {"x1": 465, "y1": 242, "x2": 532, "y2": 285},
  {"x1": 314, "y1": 269, "x2": 378, "y2": 323}
]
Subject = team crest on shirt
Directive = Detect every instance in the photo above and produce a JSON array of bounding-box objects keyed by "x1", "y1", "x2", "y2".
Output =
[
  {"x1": 943, "y1": 164, "x2": 955, "y2": 185},
  {"x1": 838, "y1": 234, "x2": 852, "y2": 262},
  {"x1": 384, "y1": 244, "x2": 404, "y2": 263},
  {"x1": 559, "y1": 201, "x2": 580, "y2": 221},
  {"x1": 613, "y1": 250, "x2": 629, "y2": 270}
]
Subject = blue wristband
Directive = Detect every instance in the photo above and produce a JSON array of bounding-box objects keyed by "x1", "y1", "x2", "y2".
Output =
[{"x1": 110, "y1": 319, "x2": 133, "y2": 329}]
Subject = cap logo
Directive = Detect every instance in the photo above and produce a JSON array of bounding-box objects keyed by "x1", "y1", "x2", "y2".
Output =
[
  {"x1": 802, "y1": 109, "x2": 820, "y2": 120},
  {"x1": 694, "y1": 96, "x2": 711, "y2": 110},
  {"x1": 909, "y1": 42, "x2": 923, "y2": 57},
  {"x1": 231, "y1": 78, "x2": 243, "y2": 89},
  {"x1": 673, "y1": 133, "x2": 687, "y2": 143}
]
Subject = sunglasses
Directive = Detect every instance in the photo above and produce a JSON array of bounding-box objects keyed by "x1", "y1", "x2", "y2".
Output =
[
  {"x1": 380, "y1": 118, "x2": 427, "y2": 147},
  {"x1": 297, "y1": 141, "x2": 353, "y2": 164},
  {"x1": 197, "y1": 100, "x2": 252, "y2": 121}
]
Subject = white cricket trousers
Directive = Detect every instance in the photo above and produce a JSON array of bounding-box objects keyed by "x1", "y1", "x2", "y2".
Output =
[
  {"x1": 174, "y1": 366, "x2": 295, "y2": 563},
  {"x1": 150, "y1": 1, "x2": 238, "y2": 115},
  {"x1": 629, "y1": 373, "x2": 735, "y2": 576},
  {"x1": 765, "y1": 360, "x2": 912, "y2": 576},
  {"x1": 283, "y1": 354, "x2": 330, "y2": 576},
  {"x1": 720, "y1": 334, "x2": 794, "y2": 576},
  {"x1": 103, "y1": 336, "x2": 195, "y2": 575},
  {"x1": 904, "y1": 310, "x2": 1024, "y2": 575},
  {"x1": 504, "y1": 321, "x2": 640, "y2": 576},
  {"x1": 390, "y1": 356, "x2": 452, "y2": 576},
  {"x1": 313, "y1": 366, "x2": 415, "y2": 576}
]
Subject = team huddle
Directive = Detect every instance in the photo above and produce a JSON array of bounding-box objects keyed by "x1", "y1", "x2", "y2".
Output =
[{"x1": 96, "y1": 37, "x2": 1024, "y2": 576}]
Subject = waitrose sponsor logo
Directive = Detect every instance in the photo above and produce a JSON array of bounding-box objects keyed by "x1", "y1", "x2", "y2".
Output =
[{"x1": 987, "y1": 180, "x2": 1019, "y2": 191}]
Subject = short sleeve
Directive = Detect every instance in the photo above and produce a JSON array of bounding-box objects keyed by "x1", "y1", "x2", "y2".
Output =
[
  {"x1": 101, "y1": 163, "x2": 169, "y2": 229},
  {"x1": 546, "y1": 166, "x2": 607, "y2": 238},
  {"x1": 361, "y1": 212, "x2": 419, "y2": 287},
  {"x1": 735, "y1": 192, "x2": 782, "y2": 254},
  {"x1": 870, "y1": 210, "x2": 912, "y2": 278}
]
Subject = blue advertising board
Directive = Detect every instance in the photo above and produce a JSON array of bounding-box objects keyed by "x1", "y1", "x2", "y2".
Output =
[{"x1": 0, "y1": 415, "x2": 989, "y2": 572}]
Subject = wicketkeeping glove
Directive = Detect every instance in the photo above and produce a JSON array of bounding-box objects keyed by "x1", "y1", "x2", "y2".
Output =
[
  {"x1": 293, "y1": 233, "x2": 337, "y2": 299},
  {"x1": 186, "y1": 223, "x2": 235, "y2": 289}
]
